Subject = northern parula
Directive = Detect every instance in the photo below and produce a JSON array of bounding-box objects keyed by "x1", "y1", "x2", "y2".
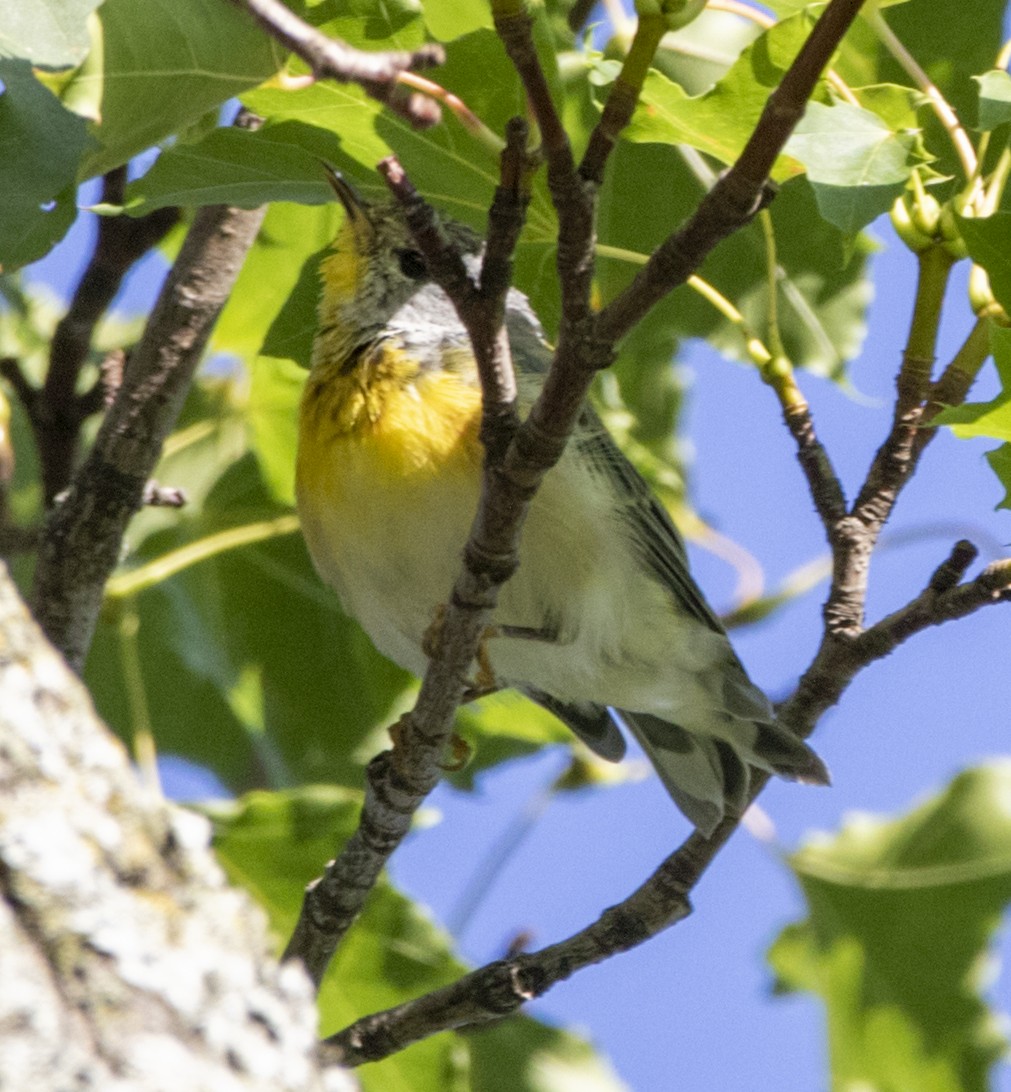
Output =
[{"x1": 296, "y1": 170, "x2": 828, "y2": 835}]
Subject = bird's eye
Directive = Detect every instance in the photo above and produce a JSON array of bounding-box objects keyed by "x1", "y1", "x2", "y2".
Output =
[{"x1": 396, "y1": 248, "x2": 428, "y2": 280}]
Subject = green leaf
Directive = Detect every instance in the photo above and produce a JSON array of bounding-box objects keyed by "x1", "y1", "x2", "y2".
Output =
[
  {"x1": 211, "y1": 788, "x2": 628, "y2": 1092},
  {"x1": 121, "y1": 126, "x2": 336, "y2": 214},
  {"x1": 934, "y1": 324, "x2": 1011, "y2": 442},
  {"x1": 216, "y1": 200, "x2": 340, "y2": 364},
  {"x1": 71, "y1": 0, "x2": 287, "y2": 180},
  {"x1": 451, "y1": 692, "x2": 572, "y2": 789},
  {"x1": 248, "y1": 356, "x2": 306, "y2": 507},
  {"x1": 874, "y1": 0, "x2": 1006, "y2": 179},
  {"x1": 598, "y1": 140, "x2": 874, "y2": 381},
  {"x1": 785, "y1": 100, "x2": 916, "y2": 235},
  {"x1": 0, "y1": 58, "x2": 91, "y2": 268},
  {"x1": 625, "y1": 10, "x2": 813, "y2": 180},
  {"x1": 647, "y1": 8, "x2": 762, "y2": 97},
  {"x1": 769, "y1": 763, "x2": 1011, "y2": 1092},
  {"x1": 304, "y1": 0, "x2": 425, "y2": 51},
  {"x1": 974, "y1": 69, "x2": 1011, "y2": 131},
  {"x1": 0, "y1": 0, "x2": 100, "y2": 69},
  {"x1": 421, "y1": 0, "x2": 493, "y2": 41},
  {"x1": 240, "y1": 26, "x2": 531, "y2": 228},
  {"x1": 985, "y1": 443, "x2": 1011, "y2": 509}
]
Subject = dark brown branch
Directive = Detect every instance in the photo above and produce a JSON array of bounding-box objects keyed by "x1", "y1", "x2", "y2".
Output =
[
  {"x1": 0, "y1": 524, "x2": 39, "y2": 556},
  {"x1": 283, "y1": 132, "x2": 536, "y2": 985},
  {"x1": 494, "y1": 5, "x2": 597, "y2": 342},
  {"x1": 31, "y1": 201, "x2": 266, "y2": 672},
  {"x1": 229, "y1": 0, "x2": 445, "y2": 127},
  {"x1": 323, "y1": 544, "x2": 1011, "y2": 1065},
  {"x1": 36, "y1": 171, "x2": 181, "y2": 503},
  {"x1": 0, "y1": 357, "x2": 37, "y2": 422},
  {"x1": 566, "y1": 0, "x2": 597, "y2": 33},
  {"x1": 782, "y1": 401, "x2": 848, "y2": 528},
  {"x1": 597, "y1": 0, "x2": 867, "y2": 343},
  {"x1": 850, "y1": 248, "x2": 954, "y2": 531},
  {"x1": 282, "y1": 0, "x2": 873, "y2": 992},
  {"x1": 822, "y1": 248, "x2": 957, "y2": 637}
]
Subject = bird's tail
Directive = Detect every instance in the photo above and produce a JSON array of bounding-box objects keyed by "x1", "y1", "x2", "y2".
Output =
[{"x1": 617, "y1": 710, "x2": 829, "y2": 838}]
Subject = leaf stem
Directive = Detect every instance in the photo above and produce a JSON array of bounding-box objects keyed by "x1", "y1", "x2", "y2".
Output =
[
  {"x1": 117, "y1": 599, "x2": 161, "y2": 795},
  {"x1": 396, "y1": 72, "x2": 506, "y2": 156},
  {"x1": 105, "y1": 514, "x2": 301, "y2": 600},
  {"x1": 759, "y1": 209, "x2": 786, "y2": 362},
  {"x1": 867, "y1": 9, "x2": 978, "y2": 186}
]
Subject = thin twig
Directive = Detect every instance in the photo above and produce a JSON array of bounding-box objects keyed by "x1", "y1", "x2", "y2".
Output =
[
  {"x1": 823, "y1": 246, "x2": 955, "y2": 637},
  {"x1": 229, "y1": 0, "x2": 446, "y2": 128},
  {"x1": 782, "y1": 401, "x2": 848, "y2": 528},
  {"x1": 867, "y1": 8, "x2": 978, "y2": 186}
]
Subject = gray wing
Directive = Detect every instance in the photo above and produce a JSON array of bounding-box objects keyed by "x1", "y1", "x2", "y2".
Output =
[
  {"x1": 573, "y1": 407, "x2": 726, "y2": 636},
  {"x1": 503, "y1": 288, "x2": 723, "y2": 634}
]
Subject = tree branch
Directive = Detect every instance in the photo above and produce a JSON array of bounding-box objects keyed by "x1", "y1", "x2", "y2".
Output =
[
  {"x1": 0, "y1": 563, "x2": 348, "y2": 1092},
  {"x1": 322, "y1": 542, "x2": 1011, "y2": 1065},
  {"x1": 283, "y1": 126, "x2": 538, "y2": 986},
  {"x1": 282, "y1": 0, "x2": 873, "y2": 996},
  {"x1": 596, "y1": 0, "x2": 867, "y2": 343},
  {"x1": 34, "y1": 170, "x2": 181, "y2": 504},
  {"x1": 228, "y1": 0, "x2": 446, "y2": 127},
  {"x1": 31, "y1": 200, "x2": 266, "y2": 672},
  {"x1": 782, "y1": 400, "x2": 849, "y2": 529}
]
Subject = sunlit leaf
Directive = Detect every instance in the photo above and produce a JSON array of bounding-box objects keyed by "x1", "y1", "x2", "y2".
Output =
[
  {"x1": 974, "y1": 69, "x2": 1011, "y2": 131},
  {"x1": 874, "y1": 0, "x2": 1005, "y2": 179},
  {"x1": 0, "y1": 0, "x2": 100, "y2": 69},
  {"x1": 625, "y1": 10, "x2": 812, "y2": 180},
  {"x1": 985, "y1": 443, "x2": 1011, "y2": 509},
  {"x1": 421, "y1": 0, "x2": 493, "y2": 41},
  {"x1": 451, "y1": 692, "x2": 572, "y2": 789},
  {"x1": 785, "y1": 100, "x2": 916, "y2": 234},
  {"x1": 71, "y1": 0, "x2": 287, "y2": 180},
  {"x1": 769, "y1": 763, "x2": 1011, "y2": 1092}
]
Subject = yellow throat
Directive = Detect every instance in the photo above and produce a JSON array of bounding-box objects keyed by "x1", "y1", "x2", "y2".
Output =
[{"x1": 296, "y1": 204, "x2": 485, "y2": 557}]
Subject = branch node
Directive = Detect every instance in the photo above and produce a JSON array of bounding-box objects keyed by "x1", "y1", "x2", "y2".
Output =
[{"x1": 928, "y1": 539, "x2": 978, "y2": 593}]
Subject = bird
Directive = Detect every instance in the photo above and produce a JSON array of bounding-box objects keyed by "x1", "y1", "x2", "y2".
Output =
[{"x1": 295, "y1": 168, "x2": 829, "y2": 836}]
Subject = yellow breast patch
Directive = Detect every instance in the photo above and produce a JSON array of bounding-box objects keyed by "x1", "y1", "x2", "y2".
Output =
[{"x1": 296, "y1": 342, "x2": 484, "y2": 518}]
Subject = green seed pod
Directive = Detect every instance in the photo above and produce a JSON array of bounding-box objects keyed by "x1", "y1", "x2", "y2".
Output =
[
  {"x1": 634, "y1": 0, "x2": 706, "y2": 30},
  {"x1": 938, "y1": 203, "x2": 969, "y2": 260},
  {"x1": 968, "y1": 264, "x2": 1010, "y2": 325},
  {"x1": 910, "y1": 192, "x2": 942, "y2": 238},
  {"x1": 890, "y1": 196, "x2": 932, "y2": 254}
]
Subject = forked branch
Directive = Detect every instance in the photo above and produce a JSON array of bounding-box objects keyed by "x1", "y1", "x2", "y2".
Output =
[{"x1": 282, "y1": 0, "x2": 871, "y2": 1002}]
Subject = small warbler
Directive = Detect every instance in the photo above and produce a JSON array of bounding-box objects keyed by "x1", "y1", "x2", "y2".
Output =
[{"x1": 296, "y1": 170, "x2": 828, "y2": 835}]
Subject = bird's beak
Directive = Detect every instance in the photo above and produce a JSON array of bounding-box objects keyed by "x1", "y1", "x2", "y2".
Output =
[{"x1": 322, "y1": 163, "x2": 374, "y2": 242}]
